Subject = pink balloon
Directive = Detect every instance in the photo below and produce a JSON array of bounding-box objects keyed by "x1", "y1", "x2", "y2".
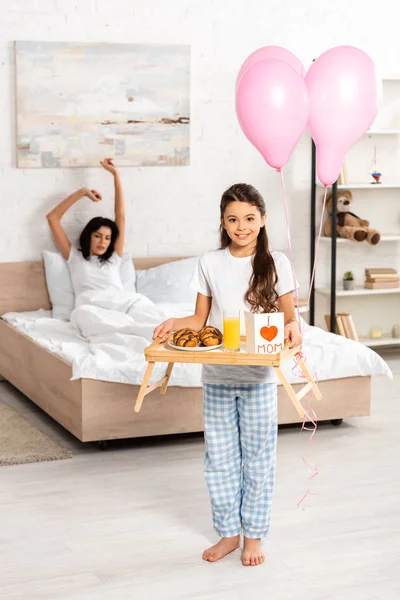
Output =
[
  {"x1": 236, "y1": 46, "x2": 306, "y2": 88},
  {"x1": 306, "y1": 46, "x2": 379, "y2": 186},
  {"x1": 236, "y1": 58, "x2": 310, "y2": 170}
]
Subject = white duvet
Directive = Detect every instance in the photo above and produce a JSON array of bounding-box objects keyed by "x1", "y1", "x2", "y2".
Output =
[{"x1": 2, "y1": 289, "x2": 392, "y2": 387}]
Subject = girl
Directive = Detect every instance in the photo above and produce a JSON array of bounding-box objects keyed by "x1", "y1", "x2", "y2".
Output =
[
  {"x1": 153, "y1": 183, "x2": 301, "y2": 567},
  {"x1": 46, "y1": 158, "x2": 125, "y2": 304}
]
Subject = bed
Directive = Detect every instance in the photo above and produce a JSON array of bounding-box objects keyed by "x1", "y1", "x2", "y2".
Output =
[{"x1": 0, "y1": 258, "x2": 390, "y2": 444}]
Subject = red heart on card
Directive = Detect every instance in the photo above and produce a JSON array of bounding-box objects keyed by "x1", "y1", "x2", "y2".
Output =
[{"x1": 260, "y1": 326, "x2": 278, "y2": 342}]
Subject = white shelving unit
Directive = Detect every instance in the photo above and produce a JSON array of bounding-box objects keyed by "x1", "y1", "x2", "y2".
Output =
[
  {"x1": 318, "y1": 235, "x2": 400, "y2": 243},
  {"x1": 366, "y1": 129, "x2": 400, "y2": 135},
  {"x1": 359, "y1": 336, "x2": 400, "y2": 348},
  {"x1": 315, "y1": 286, "x2": 400, "y2": 297},
  {"x1": 317, "y1": 182, "x2": 400, "y2": 189},
  {"x1": 312, "y1": 76, "x2": 400, "y2": 349},
  {"x1": 380, "y1": 75, "x2": 400, "y2": 81}
]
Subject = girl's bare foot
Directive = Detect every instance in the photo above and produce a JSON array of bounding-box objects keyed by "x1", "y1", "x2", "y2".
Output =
[
  {"x1": 202, "y1": 535, "x2": 240, "y2": 562},
  {"x1": 242, "y1": 537, "x2": 265, "y2": 566}
]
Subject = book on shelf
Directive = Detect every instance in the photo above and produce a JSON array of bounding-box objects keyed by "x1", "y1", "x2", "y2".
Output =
[
  {"x1": 365, "y1": 280, "x2": 400, "y2": 289},
  {"x1": 341, "y1": 314, "x2": 353, "y2": 339},
  {"x1": 365, "y1": 268, "x2": 398, "y2": 278},
  {"x1": 336, "y1": 314, "x2": 346, "y2": 337},
  {"x1": 339, "y1": 313, "x2": 359, "y2": 341},
  {"x1": 325, "y1": 314, "x2": 338, "y2": 334},
  {"x1": 366, "y1": 277, "x2": 400, "y2": 283},
  {"x1": 366, "y1": 274, "x2": 398, "y2": 280},
  {"x1": 364, "y1": 268, "x2": 399, "y2": 289},
  {"x1": 346, "y1": 314, "x2": 359, "y2": 341},
  {"x1": 324, "y1": 313, "x2": 359, "y2": 341},
  {"x1": 365, "y1": 268, "x2": 397, "y2": 273}
]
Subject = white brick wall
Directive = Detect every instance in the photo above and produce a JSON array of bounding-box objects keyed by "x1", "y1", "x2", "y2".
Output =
[{"x1": 0, "y1": 0, "x2": 399, "y2": 300}]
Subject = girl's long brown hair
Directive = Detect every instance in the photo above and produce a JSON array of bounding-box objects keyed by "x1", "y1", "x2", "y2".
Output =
[{"x1": 220, "y1": 183, "x2": 278, "y2": 313}]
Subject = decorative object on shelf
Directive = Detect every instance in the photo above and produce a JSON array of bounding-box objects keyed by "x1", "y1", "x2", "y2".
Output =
[
  {"x1": 371, "y1": 172, "x2": 382, "y2": 184},
  {"x1": 392, "y1": 324, "x2": 400, "y2": 338},
  {"x1": 343, "y1": 271, "x2": 355, "y2": 290},
  {"x1": 371, "y1": 328, "x2": 383, "y2": 339},
  {"x1": 370, "y1": 145, "x2": 382, "y2": 184},
  {"x1": 365, "y1": 268, "x2": 399, "y2": 289},
  {"x1": 324, "y1": 190, "x2": 381, "y2": 245}
]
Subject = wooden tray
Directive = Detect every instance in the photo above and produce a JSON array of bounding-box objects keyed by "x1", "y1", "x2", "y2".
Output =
[{"x1": 134, "y1": 337, "x2": 322, "y2": 418}]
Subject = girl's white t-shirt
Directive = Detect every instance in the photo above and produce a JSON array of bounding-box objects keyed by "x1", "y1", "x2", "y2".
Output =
[
  {"x1": 190, "y1": 247, "x2": 298, "y2": 385},
  {"x1": 67, "y1": 247, "x2": 123, "y2": 302}
]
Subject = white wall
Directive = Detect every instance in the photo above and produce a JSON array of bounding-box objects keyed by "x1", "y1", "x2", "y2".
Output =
[{"x1": 0, "y1": 0, "x2": 399, "y2": 301}]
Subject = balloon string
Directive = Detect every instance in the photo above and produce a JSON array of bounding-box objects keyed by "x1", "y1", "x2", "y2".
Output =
[
  {"x1": 279, "y1": 168, "x2": 305, "y2": 373},
  {"x1": 296, "y1": 182, "x2": 327, "y2": 508},
  {"x1": 278, "y1": 169, "x2": 302, "y2": 334},
  {"x1": 297, "y1": 393, "x2": 319, "y2": 510},
  {"x1": 307, "y1": 185, "x2": 328, "y2": 310},
  {"x1": 278, "y1": 169, "x2": 319, "y2": 510}
]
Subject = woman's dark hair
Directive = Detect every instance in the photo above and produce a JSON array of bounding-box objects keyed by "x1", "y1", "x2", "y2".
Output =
[
  {"x1": 79, "y1": 217, "x2": 119, "y2": 262},
  {"x1": 220, "y1": 183, "x2": 278, "y2": 313}
]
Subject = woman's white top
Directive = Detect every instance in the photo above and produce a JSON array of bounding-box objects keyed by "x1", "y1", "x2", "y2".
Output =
[{"x1": 67, "y1": 247, "x2": 123, "y2": 304}]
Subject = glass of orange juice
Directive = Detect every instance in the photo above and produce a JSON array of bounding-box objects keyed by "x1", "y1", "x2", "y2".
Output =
[{"x1": 223, "y1": 310, "x2": 241, "y2": 352}]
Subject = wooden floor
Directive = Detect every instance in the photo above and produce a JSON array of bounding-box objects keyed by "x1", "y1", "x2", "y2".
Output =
[{"x1": 1, "y1": 351, "x2": 399, "y2": 600}]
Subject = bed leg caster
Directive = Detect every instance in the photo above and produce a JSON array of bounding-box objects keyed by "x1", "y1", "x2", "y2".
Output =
[
  {"x1": 330, "y1": 419, "x2": 343, "y2": 427},
  {"x1": 98, "y1": 440, "x2": 109, "y2": 451}
]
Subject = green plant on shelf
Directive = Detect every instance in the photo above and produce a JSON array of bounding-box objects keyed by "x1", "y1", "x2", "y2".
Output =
[
  {"x1": 343, "y1": 271, "x2": 355, "y2": 291},
  {"x1": 344, "y1": 271, "x2": 354, "y2": 281}
]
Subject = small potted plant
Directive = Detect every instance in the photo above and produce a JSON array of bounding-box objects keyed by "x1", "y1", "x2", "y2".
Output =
[{"x1": 343, "y1": 271, "x2": 355, "y2": 291}]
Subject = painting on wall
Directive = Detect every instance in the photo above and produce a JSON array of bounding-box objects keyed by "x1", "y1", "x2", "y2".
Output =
[{"x1": 15, "y1": 41, "x2": 190, "y2": 168}]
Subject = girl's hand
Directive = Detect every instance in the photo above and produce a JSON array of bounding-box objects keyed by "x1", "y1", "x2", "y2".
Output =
[
  {"x1": 153, "y1": 318, "x2": 175, "y2": 343},
  {"x1": 100, "y1": 158, "x2": 118, "y2": 176},
  {"x1": 284, "y1": 320, "x2": 302, "y2": 349}
]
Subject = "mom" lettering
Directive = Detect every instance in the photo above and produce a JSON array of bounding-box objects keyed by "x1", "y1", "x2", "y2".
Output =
[{"x1": 257, "y1": 342, "x2": 284, "y2": 354}]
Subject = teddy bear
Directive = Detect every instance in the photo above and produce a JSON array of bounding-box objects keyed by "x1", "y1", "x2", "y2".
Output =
[{"x1": 324, "y1": 189, "x2": 380, "y2": 245}]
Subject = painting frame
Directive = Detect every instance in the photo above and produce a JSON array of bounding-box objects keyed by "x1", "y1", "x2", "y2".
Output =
[{"x1": 15, "y1": 40, "x2": 191, "y2": 168}]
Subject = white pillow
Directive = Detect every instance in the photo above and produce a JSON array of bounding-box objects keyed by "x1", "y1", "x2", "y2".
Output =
[
  {"x1": 120, "y1": 254, "x2": 137, "y2": 293},
  {"x1": 43, "y1": 250, "x2": 75, "y2": 321},
  {"x1": 42, "y1": 250, "x2": 136, "y2": 320},
  {"x1": 136, "y1": 257, "x2": 199, "y2": 304}
]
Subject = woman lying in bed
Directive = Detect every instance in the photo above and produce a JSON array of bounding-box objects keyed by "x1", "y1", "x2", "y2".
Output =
[
  {"x1": 46, "y1": 158, "x2": 126, "y2": 306},
  {"x1": 46, "y1": 158, "x2": 184, "y2": 340}
]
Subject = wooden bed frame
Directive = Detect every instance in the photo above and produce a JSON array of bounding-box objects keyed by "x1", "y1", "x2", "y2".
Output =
[{"x1": 0, "y1": 258, "x2": 371, "y2": 443}]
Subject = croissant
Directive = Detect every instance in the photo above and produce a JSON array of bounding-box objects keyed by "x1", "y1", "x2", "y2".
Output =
[
  {"x1": 173, "y1": 328, "x2": 200, "y2": 347},
  {"x1": 199, "y1": 326, "x2": 223, "y2": 347}
]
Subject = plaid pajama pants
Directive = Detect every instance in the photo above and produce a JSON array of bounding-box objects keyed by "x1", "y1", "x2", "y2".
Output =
[{"x1": 202, "y1": 382, "x2": 278, "y2": 539}]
